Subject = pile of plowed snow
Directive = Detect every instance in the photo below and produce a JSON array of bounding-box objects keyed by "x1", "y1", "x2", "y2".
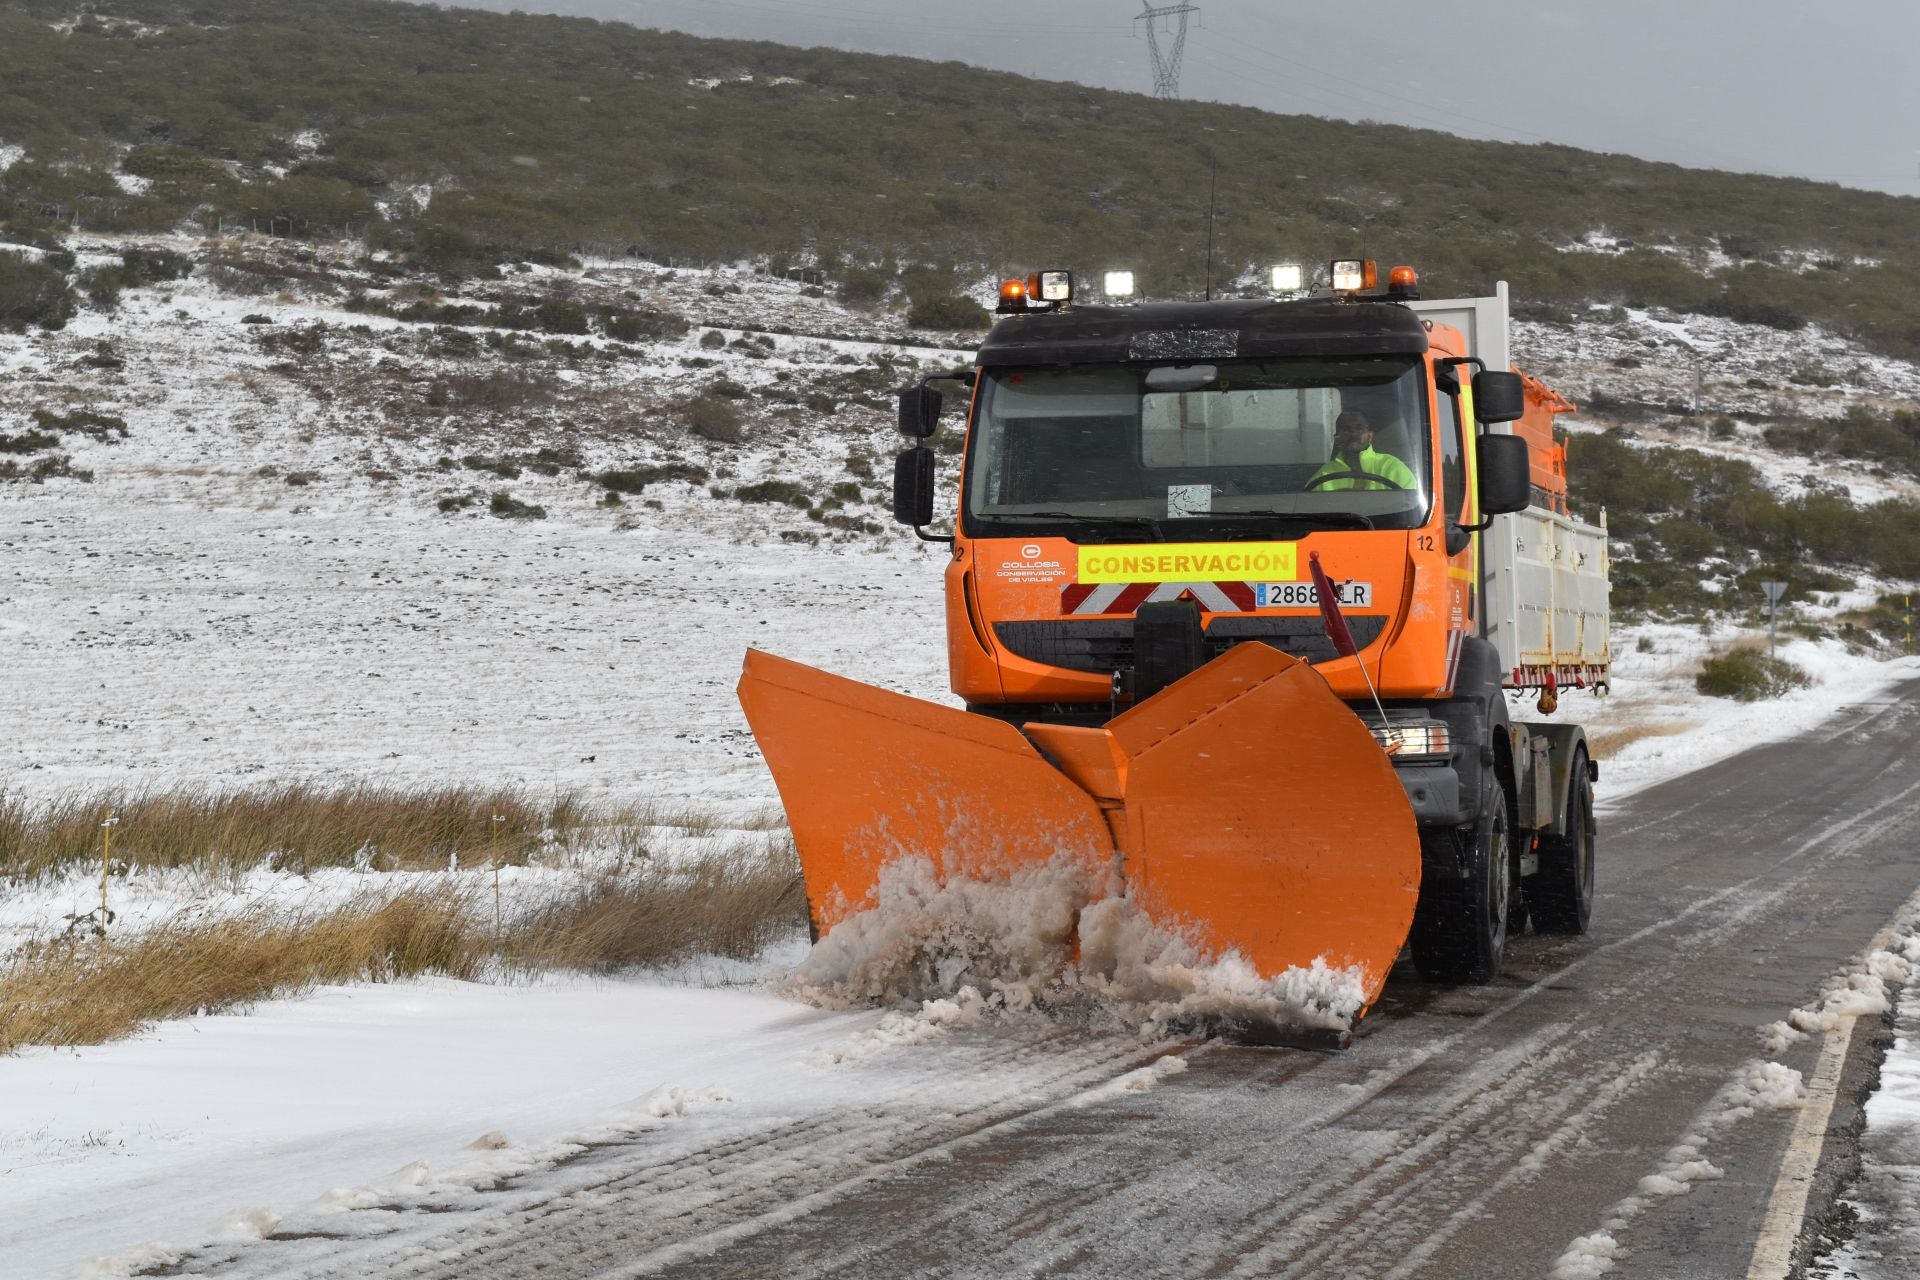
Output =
[{"x1": 783, "y1": 853, "x2": 1366, "y2": 1037}]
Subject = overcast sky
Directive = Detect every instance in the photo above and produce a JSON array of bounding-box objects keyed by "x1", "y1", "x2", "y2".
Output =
[{"x1": 436, "y1": 0, "x2": 1920, "y2": 198}]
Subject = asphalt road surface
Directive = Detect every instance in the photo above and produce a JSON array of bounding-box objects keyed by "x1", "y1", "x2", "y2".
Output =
[{"x1": 181, "y1": 688, "x2": 1920, "y2": 1279}]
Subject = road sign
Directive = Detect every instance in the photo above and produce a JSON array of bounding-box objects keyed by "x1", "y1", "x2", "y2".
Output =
[{"x1": 1761, "y1": 580, "x2": 1789, "y2": 658}]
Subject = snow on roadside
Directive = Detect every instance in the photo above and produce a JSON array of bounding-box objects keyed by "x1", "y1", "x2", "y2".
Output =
[
  {"x1": 1548, "y1": 1060, "x2": 1809, "y2": 1278},
  {"x1": 1809, "y1": 910, "x2": 1920, "y2": 1279},
  {"x1": 0, "y1": 962, "x2": 865, "y2": 1280},
  {"x1": 1530, "y1": 629, "x2": 1920, "y2": 805},
  {"x1": 1557, "y1": 904, "x2": 1920, "y2": 1280}
]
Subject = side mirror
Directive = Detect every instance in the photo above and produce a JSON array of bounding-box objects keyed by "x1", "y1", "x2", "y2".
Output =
[
  {"x1": 1472, "y1": 370, "x2": 1526, "y2": 425},
  {"x1": 892, "y1": 447, "x2": 935, "y2": 526},
  {"x1": 897, "y1": 384, "x2": 942, "y2": 438},
  {"x1": 1476, "y1": 434, "x2": 1531, "y2": 516}
]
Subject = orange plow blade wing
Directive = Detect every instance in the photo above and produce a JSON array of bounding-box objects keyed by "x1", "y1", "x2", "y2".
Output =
[
  {"x1": 738, "y1": 643, "x2": 1420, "y2": 1017},
  {"x1": 737, "y1": 649, "x2": 1115, "y2": 934},
  {"x1": 1103, "y1": 643, "x2": 1421, "y2": 1008}
]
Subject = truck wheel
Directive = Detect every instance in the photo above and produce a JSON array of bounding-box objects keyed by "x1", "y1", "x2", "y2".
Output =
[
  {"x1": 1529, "y1": 748, "x2": 1595, "y2": 934},
  {"x1": 1411, "y1": 785, "x2": 1513, "y2": 984}
]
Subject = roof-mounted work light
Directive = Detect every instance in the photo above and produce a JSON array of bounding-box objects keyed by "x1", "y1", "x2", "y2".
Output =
[
  {"x1": 1103, "y1": 270, "x2": 1136, "y2": 300},
  {"x1": 1270, "y1": 263, "x2": 1304, "y2": 293},
  {"x1": 1330, "y1": 258, "x2": 1377, "y2": 294},
  {"x1": 1034, "y1": 270, "x2": 1074, "y2": 304}
]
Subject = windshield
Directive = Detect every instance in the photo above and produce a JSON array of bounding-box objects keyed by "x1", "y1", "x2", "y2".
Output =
[{"x1": 965, "y1": 356, "x2": 1431, "y2": 539}]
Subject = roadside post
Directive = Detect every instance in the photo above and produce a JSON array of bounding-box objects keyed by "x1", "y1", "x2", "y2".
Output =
[
  {"x1": 491, "y1": 813, "x2": 505, "y2": 937},
  {"x1": 1761, "y1": 580, "x2": 1788, "y2": 659}
]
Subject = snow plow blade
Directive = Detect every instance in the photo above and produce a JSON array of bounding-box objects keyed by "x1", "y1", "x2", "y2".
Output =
[{"x1": 738, "y1": 643, "x2": 1420, "y2": 1015}]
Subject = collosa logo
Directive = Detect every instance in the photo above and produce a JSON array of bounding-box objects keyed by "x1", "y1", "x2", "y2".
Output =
[{"x1": 1021, "y1": 543, "x2": 1043, "y2": 559}]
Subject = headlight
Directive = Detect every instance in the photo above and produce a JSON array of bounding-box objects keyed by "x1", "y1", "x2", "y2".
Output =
[{"x1": 1371, "y1": 721, "x2": 1451, "y2": 759}]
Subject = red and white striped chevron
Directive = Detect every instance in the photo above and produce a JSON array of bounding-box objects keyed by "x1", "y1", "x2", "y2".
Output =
[{"x1": 1059, "y1": 581, "x2": 1258, "y2": 615}]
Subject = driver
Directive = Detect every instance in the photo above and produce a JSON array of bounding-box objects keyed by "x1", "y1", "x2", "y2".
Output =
[{"x1": 1308, "y1": 409, "x2": 1416, "y2": 491}]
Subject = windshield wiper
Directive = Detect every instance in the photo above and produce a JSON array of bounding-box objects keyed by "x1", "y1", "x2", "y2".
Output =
[
  {"x1": 1203, "y1": 510, "x2": 1376, "y2": 530},
  {"x1": 1006, "y1": 511, "x2": 1167, "y2": 541}
]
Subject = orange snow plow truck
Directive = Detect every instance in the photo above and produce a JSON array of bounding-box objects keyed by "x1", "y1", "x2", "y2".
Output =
[{"x1": 740, "y1": 263, "x2": 1609, "y2": 1037}]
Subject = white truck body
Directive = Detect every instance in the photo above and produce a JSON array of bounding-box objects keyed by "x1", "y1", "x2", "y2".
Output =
[{"x1": 1411, "y1": 285, "x2": 1612, "y2": 689}]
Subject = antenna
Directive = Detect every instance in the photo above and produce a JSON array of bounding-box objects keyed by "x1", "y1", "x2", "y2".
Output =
[
  {"x1": 1134, "y1": 2, "x2": 1201, "y2": 100},
  {"x1": 1204, "y1": 152, "x2": 1217, "y2": 300}
]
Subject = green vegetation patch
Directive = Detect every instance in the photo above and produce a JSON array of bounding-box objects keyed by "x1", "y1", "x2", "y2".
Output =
[
  {"x1": 1569, "y1": 431, "x2": 1920, "y2": 619},
  {"x1": 1695, "y1": 648, "x2": 1811, "y2": 701},
  {"x1": 1, "y1": 0, "x2": 1917, "y2": 355},
  {"x1": 597, "y1": 462, "x2": 710, "y2": 494}
]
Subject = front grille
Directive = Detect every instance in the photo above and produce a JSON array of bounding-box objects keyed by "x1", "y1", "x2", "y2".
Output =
[{"x1": 995, "y1": 615, "x2": 1388, "y2": 673}]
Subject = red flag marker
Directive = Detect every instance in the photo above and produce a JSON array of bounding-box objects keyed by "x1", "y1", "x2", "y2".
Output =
[
  {"x1": 1309, "y1": 551, "x2": 1395, "y2": 751},
  {"x1": 1308, "y1": 551, "x2": 1358, "y2": 659}
]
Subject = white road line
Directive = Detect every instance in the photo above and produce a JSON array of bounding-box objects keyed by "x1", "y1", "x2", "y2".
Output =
[{"x1": 1746, "y1": 891, "x2": 1920, "y2": 1280}]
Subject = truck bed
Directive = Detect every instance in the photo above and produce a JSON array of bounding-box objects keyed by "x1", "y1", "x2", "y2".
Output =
[{"x1": 1484, "y1": 504, "x2": 1611, "y2": 688}]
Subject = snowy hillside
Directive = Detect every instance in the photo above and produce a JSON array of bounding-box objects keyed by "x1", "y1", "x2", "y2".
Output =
[{"x1": 3, "y1": 233, "x2": 1917, "y2": 805}]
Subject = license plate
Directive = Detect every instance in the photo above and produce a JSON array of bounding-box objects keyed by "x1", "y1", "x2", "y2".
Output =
[{"x1": 1256, "y1": 580, "x2": 1372, "y2": 608}]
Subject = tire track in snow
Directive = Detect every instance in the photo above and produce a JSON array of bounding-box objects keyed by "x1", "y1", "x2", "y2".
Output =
[{"x1": 192, "y1": 1024, "x2": 1175, "y2": 1280}]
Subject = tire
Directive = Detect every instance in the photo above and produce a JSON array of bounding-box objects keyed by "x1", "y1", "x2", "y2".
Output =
[
  {"x1": 1411, "y1": 784, "x2": 1514, "y2": 984},
  {"x1": 1530, "y1": 749, "x2": 1595, "y2": 934}
]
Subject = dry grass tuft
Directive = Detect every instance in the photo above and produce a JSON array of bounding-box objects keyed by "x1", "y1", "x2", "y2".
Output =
[
  {"x1": 1585, "y1": 720, "x2": 1691, "y2": 759},
  {"x1": 507, "y1": 838, "x2": 802, "y2": 972},
  {"x1": 0, "y1": 839, "x2": 805, "y2": 1055},
  {"x1": 0, "y1": 890, "x2": 479, "y2": 1053},
  {"x1": 0, "y1": 784, "x2": 594, "y2": 878}
]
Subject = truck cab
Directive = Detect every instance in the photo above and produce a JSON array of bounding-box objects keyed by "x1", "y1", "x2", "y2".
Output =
[{"x1": 892, "y1": 263, "x2": 1607, "y2": 984}]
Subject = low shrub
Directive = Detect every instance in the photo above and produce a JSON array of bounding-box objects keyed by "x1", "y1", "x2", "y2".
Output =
[
  {"x1": 31, "y1": 407, "x2": 129, "y2": 441},
  {"x1": 600, "y1": 305, "x2": 687, "y2": 342},
  {"x1": 597, "y1": 462, "x2": 710, "y2": 494},
  {"x1": 906, "y1": 293, "x2": 990, "y2": 330},
  {"x1": 733, "y1": 479, "x2": 812, "y2": 509},
  {"x1": 462, "y1": 454, "x2": 521, "y2": 479},
  {"x1": 426, "y1": 370, "x2": 555, "y2": 410},
  {"x1": 685, "y1": 394, "x2": 746, "y2": 443},
  {"x1": 118, "y1": 247, "x2": 192, "y2": 287},
  {"x1": 489, "y1": 490, "x2": 547, "y2": 519},
  {"x1": 0, "y1": 454, "x2": 93, "y2": 483},
  {"x1": 0, "y1": 430, "x2": 60, "y2": 454},
  {"x1": 79, "y1": 266, "x2": 123, "y2": 311},
  {"x1": 1695, "y1": 648, "x2": 1810, "y2": 701},
  {"x1": 0, "y1": 253, "x2": 76, "y2": 332},
  {"x1": 255, "y1": 323, "x2": 329, "y2": 357}
]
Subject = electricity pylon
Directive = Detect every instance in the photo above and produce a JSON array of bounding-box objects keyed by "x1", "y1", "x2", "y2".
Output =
[{"x1": 1135, "y1": 2, "x2": 1201, "y2": 100}]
